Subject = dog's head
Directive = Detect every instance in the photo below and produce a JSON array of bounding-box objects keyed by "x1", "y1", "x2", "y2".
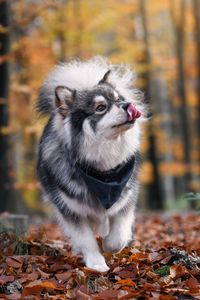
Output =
[
  {"x1": 38, "y1": 57, "x2": 146, "y2": 167},
  {"x1": 55, "y1": 70, "x2": 142, "y2": 140}
]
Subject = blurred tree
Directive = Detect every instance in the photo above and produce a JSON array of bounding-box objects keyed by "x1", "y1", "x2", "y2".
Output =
[
  {"x1": 0, "y1": 0, "x2": 21, "y2": 212},
  {"x1": 139, "y1": 0, "x2": 163, "y2": 209},
  {"x1": 170, "y1": 0, "x2": 191, "y2": 188},
  {"x1": 193, "y1": 0, "x2": 200, "y2": 153}
]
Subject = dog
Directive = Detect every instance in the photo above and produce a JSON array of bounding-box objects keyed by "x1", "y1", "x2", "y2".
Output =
[{"x1": 37, "y1": 57, "x2": 146, "y2": 272}]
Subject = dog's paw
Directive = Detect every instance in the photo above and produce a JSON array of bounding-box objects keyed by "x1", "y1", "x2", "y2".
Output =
[
  {"x1": 85, "y1": 252, "x2": 109, "y2": 272},
  {"x1": 88, "y1": 263, "x2": 110, "y2": 273}
]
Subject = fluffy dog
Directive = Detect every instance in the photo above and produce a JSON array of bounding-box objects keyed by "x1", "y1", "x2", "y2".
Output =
[{"x1": 37, "y1": 57, "x2": 145, "y2": 272}]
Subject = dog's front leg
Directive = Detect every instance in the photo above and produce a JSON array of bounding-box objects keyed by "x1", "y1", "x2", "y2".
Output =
[
  {"x1": 103, "y1": 207, "x2": 135, "y2": 253},
  {"x1": 97, "y1": 216, "x2": 110, "y2": 238},
  {"x1": 58, "y1": 213, "x2": 109, "y2": 272}
]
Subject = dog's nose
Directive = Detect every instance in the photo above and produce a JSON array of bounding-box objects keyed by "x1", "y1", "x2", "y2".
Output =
[
  {"x1": 119, "y1": 103, "x2": 142, "y2": 121},
  {"x1": 120, "y1": 103, "x2": 130, "y2": 110}
]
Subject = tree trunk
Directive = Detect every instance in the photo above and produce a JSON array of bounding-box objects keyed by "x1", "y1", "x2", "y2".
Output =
[
  {"x1": 169, "y1": 0, "x2": 190, "y2": 191},
  {"x1": 139, "y1": 0, "x2": 163, "y2": 209},
  {"x1": 190, "y1": 0, "x2": 200, "y2": 193},
  {"x1": 0, "y1": 1, "x2": 22, "y2": 212},
  {"x1": 0, "y1": 0, "x2": 11, "y2": 212},
  {"x1": 193, "y1": 0, "x2": 200, "y2": 148},
  {"x1": 193, "y1": 0, "x2": 200, "y2": 107}
]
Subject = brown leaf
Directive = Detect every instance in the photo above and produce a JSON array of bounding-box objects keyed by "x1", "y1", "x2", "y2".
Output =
[
  {"x1": 47, "y1": 261, "x2": 71, "y2": 272},
  {"x1": 22, "y1": 296, "x2": 40, "y2": 300},
  {"x1": 160, "y1": 255, "x2": 173, "y2": 264},
  {"x1": 76, "y1": 285, "x2": 90, "y2": 300},
  {"x1": 170, "y1": 264, "x2": 188, "y2": 279},
  {"x1": 148, "y1": 251, "x2": 161, "y2": 262},
  {"x1": 0, "y1": 275, "x2": 14, "y2": 284},
  {"x1": 159, "y1": 295, "x2": 177, "y2": 300},
  {"x1": 158, "y1": 275, "x2": 172, "y2": 286},
  {"x1": 91, "y1": 289, "x2": 120, "y2": 299},
  {"x1": 146, "y1": 271, "x2": 160, "y2": 280},
  {"x1": 117, "y1": 278, "x2": 136, "y2": 287},
  {"x1": 117, "y1": 270, "x2": 136, "y2": 280},
  {"x1": 6, "y1": 257, "x2": 23, "y2": 269},
  {"x1": 55, "y1": 271, "x2": 72, "y2": 283},
  {"x1": 149, "y1": 251, "x2": 169, "y2": 263},
  {"x1": 5, "y1": 293, "x2": 21, "y2": 300},
  {"x1": 92, "y1": 276, "x2": 113, "y2": 293},
  {"x1": 1, "y1": 215, "x2": 200, "y2": 299},
  {"x1": 128, "y1": 252, "x2": 149, "y2": 262},
  {"x1": 183, "y1": 276, "x2": 200, "y2": 291},
  {"x1": 112, "y1": 266, "x2": 122, "y2": 273},
  {"x1": 83, "y1": 266, "x2": 108, "y2": 274},
  {"x1": 37, "y1": 268, "x2": 51, "y2": 279},
  {"x1": 22, "y1": 280, "x2": 57, "y2": 296},
  {"x1": 26, "y1": 272, "x2": 39, "y2": 281}
]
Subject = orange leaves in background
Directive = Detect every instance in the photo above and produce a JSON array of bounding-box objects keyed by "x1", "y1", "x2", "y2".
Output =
[
  {"x1": 159, "y1": 162, "x2": 188, "y2": 176},
  {"x1": 6, "y1": 0, "x2": 200, "y2": 209},
  {"x1": 139, "y1": 161, "x2": 154, "y2": 184}
]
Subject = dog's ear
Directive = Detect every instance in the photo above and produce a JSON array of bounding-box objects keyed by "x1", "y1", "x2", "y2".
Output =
[
  {"x1": 55, "y1": 86, "x2": 76, "y2": 117},
  {"x1": 98, "y1": 70, "x2": 111, "y2": 85}
]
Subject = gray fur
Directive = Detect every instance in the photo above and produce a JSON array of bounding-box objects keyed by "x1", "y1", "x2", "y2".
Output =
[{"x1": 37, "y1": 57, "x2": 146, "y2": 272}]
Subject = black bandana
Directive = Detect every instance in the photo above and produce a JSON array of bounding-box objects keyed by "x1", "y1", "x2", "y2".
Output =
[{"x1": 77, "y1": 156, "x2": 135, "y2": 209}]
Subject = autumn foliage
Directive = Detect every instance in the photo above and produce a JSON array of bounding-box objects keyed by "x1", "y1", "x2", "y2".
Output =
[
  {"x1": 0, "y1": 0, "x2": 200, "y2": 212},
  {"x1": 0, "y1": 214, "x2": 200, "y2": 299}
]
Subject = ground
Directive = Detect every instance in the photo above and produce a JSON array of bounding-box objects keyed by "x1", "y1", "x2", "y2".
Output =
[{"x1": 0, "y1": 214, "x2": 200, "y2": 299}]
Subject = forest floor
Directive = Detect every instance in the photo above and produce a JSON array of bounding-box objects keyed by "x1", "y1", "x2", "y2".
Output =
[{"x1": 0, "y1": 213, "x2": 200, "y2": 299}]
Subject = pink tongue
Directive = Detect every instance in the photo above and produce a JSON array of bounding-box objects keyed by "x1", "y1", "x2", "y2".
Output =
[{"x1": 127, "y1": 104, "x2": 141, "y2": 121}]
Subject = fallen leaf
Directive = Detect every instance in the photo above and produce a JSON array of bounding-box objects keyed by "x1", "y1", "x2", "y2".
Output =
[
  {"x1": 76, "y1": 285, "x2": 90, "y2": 300},
  {"x1": 20, "y1": 271, "x2": 39, "y2": 283},
  {"x1": 91, "y1": 289, "x2": 120, "y2": 299},
  {"x1": 22, "y1": 280, "x2": 57, "y2": 296},
  {"x1": 37, "y1": 268, "x2": 51, "y2": 279},
  {"x1": 128, "y1": 252, "x2": 149, "y2": 262},
  {"x1": 55, "y1": 271, "x2": 72, "y2": 283},
  {"x1": 146, "y1": 271, "x2": 160, "y2": 280},
  {"x1": 0, "y1": 214, "x2": 200, "y2": 299},
  {"x1": 0, "y1": 275, "x2": 14, "y2": 284},
  {"x1": 6, "y1": 293, "x2": 21, "y2": 300},
  {"x1": 170, "y1": 264, "x2": 188, "y2": 279},
  {"x1": 6, "y1": 257, "x2": 23, "y2": 269},
  {"x1": 117, "y1": 278, "x2": 136, "y2": 287},
  {"x1": 160, "y1": 255, "x2": 173, "y2": 264},
  {"x1": 46, "y1": 261, "x2": 71, "y2": 272},
  {"x1": 183, "y1": 276, "x2": 200, "y2": 291},
  {"x1": 117, "y1": 270, "x2": 136, "y2": 279}
]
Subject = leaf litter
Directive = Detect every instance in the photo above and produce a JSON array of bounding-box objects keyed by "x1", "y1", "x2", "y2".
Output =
[{"x1": 0, "y1": 214, "x2": 199, "y2": 299}]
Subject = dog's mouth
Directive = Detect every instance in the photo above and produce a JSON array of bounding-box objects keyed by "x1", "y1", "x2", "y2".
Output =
[
  {"x1": 112, "y1": 118, "x2": 136, "y2": 128},
  {"x1": 113, "y1": 104, "x2": 141, "y2": 128}
]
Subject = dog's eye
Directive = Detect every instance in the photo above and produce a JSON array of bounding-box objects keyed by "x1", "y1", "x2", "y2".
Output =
[{"x1": 96, "y1": 104, "x2": 107, "y2": 113}]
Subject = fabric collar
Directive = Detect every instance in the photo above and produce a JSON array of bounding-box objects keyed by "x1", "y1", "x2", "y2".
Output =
[{"x1": 76, "y1": 156, "x2": 135, "y2": 209}]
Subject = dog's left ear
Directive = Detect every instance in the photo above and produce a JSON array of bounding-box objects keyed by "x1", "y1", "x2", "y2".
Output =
[
  {"x1": 98, "y1": 70, "x2": 111, "y2": 85},
  {"x1": 55, "y1": 86, "x2": 76, "y2": 117}
]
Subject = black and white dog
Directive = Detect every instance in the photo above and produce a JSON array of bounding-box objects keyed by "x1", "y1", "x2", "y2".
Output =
[{"x1": 37, "y1": 57, "x2": 145, "y2": 272}]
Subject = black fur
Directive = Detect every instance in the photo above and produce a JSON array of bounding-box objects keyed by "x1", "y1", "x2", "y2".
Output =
[{"x1": 36, "y1": 58, "x2": 144, "y2": 271}]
